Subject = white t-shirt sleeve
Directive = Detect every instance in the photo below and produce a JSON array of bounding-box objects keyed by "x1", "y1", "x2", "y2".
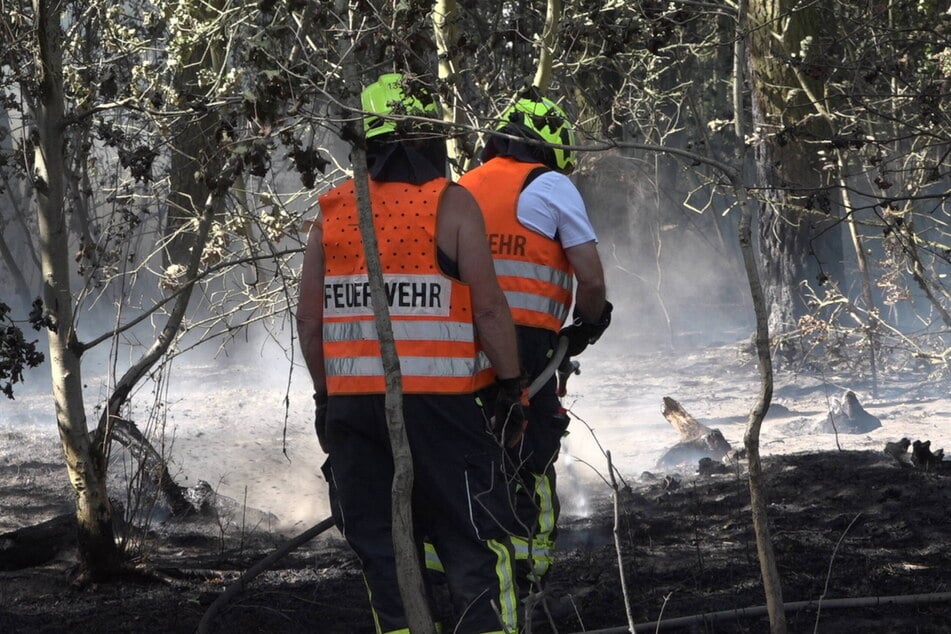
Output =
[{"x1": 516, "y1": 170, "x2": 598, "y2": 248}]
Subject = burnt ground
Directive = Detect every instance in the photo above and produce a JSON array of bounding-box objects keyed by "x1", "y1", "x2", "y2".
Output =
[{"x1": 2, "y1": 449, "x2": 951, "y2": 633}]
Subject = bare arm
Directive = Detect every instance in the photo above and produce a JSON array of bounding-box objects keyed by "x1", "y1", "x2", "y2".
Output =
[
  {"x1": 296, "y1": 224, "x2": 327, "y2": 396},
  {"x1": 565, "y1": 241, "x2": 607, "y2": 323},
  {"x1": 438, "y1": 184, "x2": 521, "y2": 380}
]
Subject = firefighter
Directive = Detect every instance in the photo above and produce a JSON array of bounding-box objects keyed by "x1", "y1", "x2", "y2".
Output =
[
  {"x1": 296, "y1": 73, "x2": 526, "y2": 633},
  {"x1": 459, "y1": 90, "x2": 613, "y2": 603}
]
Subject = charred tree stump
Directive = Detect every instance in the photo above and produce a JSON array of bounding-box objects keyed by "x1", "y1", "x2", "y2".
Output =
[
  {"x1": 109, "y1": 417, "x2": 195, "y2": 517},
  {"x1": 663, "y1": 396, "x2": 714, "y2": 440},
  {"x1": 821, "y1": 390, "x2": 882, "y2": 434},
  {"x1": 657, "y1": 397, "x2": 732, "y2": 469}
]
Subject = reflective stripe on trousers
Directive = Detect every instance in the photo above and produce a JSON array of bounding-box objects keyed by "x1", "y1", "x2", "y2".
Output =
[
  {"x1": 513, "y1": 472, "x2": 556, "y2": 579},
  {"x1": 487, "y1": 538, "x2": 519, "y2": 632},
  {"x1": 421, "y1": 541, "x2": 515, "y2": 634},
  {"x1": 424, "y1": 541, "x2": 444, "y2": 574}
]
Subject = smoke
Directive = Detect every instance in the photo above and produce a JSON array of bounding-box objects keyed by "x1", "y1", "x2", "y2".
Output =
[
  {"x1": 553, "y1": 345, "x2": 677, "y2": 518},
  {"x1": 583, "y1": 163, "x2": 754, "y2": 353},
  {"x1": 2, "y1": 153, "x2": 766, "y2": 531},
  {"x1": 545, "y1": 169, "x2": 757, "y2": 517},
  {"x1": 147, "y1": 321, "x2": 330, "y2": 530},
  {"x1": 2, "y1": 309, "x2": 331, "y2": 531}
]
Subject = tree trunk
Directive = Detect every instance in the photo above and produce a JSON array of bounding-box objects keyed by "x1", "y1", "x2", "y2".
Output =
[
  {"x1": 1, "y1": 170, "x2": 42, "y2": 275},
  {"x1": 735, "y1": 8, "x2": 786, "y2": 631},
  {"x1": 0, "y1": 221, "x2": 31, "y2": 306},
  {"x1": 662, "y1": 396, "x2": 717, "y2": 441},
  {"x1": 65, "y1": 128, "x2": 96, "y2": 262},
  {"x1": 337, "y1": 3, "x2": 434, "y2": 631},
  {"x1": 29, "y1": 0, "x2": 122, "y2": 579},
  {"x1": 353, "y1": 157, "x2": 433, "y2": 633},
  {"x1": 532, "y1": 0, "x2": 561, "y2": 92},
  {"x1": 736, "y1": 184, "x2": 786, "y2": 633},
  {"x1": 0, "y1": 108, "x2": 36, "y2": 305},
  {"x1": 747, "y1": 0, "x2": 842, "y2": 333},
  {"x1": 163, "y1": 0, "x2": 225, "y2": 268},
  {"x1": 838, "y1": 160, "x2": 879, "y2": 396},
  {"x1": 432, "y1": 0, "x2": 469, "y2": 177}
]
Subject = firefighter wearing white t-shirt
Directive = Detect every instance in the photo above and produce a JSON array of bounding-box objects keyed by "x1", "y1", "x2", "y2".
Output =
[{"x1": 459, "y1": 92, "x2": 613, "y2": 605}]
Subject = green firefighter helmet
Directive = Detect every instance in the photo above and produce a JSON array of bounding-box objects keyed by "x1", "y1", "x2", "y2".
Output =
[
  {"x1": 498, "y1": 95, "x2": 576, "y2": 172},
  {"x1": 361, "y1": 73, "x2": 438, "y2": 140}
]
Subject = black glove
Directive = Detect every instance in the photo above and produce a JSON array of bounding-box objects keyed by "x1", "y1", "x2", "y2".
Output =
[
  {"x1": 558, "y1": 300, "x2": 613, "y2": 358},
  {"x1": 492, "y1": 376, "x2": 529, "y2": 448},
  {"x1": 314, "y1": 392, "x2": 329, "y2": 453}
]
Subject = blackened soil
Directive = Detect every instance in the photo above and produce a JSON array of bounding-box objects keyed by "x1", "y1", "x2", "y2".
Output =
[{"x1": 2, "y1": 450, "x2": 950, "y2": 633}]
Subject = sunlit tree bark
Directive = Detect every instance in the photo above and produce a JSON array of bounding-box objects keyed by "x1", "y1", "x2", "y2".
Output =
[
  {"x1": 532, "y1": 0, "x2": 560, "y2": 92},
  {"x1": 28, "y1": 0, "x2": 122, "y2": 580},
  {"x1": 432, "y1": 0, "x2": 468, "y2": 176}
]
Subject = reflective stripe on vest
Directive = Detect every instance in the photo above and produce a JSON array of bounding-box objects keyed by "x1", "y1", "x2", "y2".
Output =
[
  {"x1": 493, "y1": 258, "x2": 573, "y2": 289},
  {"x1": 459, "y1": 157, "x2": 573, "y2": 331},
  {"x1": 323, "y1": 320, "x2": 480, "y2": 344},
  {"x1": 318, "y1": 177, "x2": 495, "y2": 395},
  {"x1": 324, "y1": 355, "x2": 492, "y2": 380},
  {"x1": 500, "y1": 289, "x2": 570, "y2": 325},
  {"x1": 494, "y1": 259, "x2": 572, "y2": 324}
]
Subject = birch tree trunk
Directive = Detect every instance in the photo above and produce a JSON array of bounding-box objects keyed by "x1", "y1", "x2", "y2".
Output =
[
  {"x1": 532, "y1": 0, "x2": 561, "y2": 92},
  {"x1": 29, "y1": 0, "x2": 122, "y2": 579},
  {"x1": 432, "y1": 0, "x2": 467, "y2": 177}
]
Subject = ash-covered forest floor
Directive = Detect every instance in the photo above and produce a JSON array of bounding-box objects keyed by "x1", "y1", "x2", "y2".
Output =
[{"x1": 2, "y1": 340, "x2": 950, "y2": 633}]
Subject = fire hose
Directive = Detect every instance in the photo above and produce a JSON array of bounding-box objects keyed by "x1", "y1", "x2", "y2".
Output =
[
  {"x1": 538, "y1": 335, "x2": 581, "y2": 398},
  {"x1": 529, "y1": 335, "x2": 571, "y2": 397}
]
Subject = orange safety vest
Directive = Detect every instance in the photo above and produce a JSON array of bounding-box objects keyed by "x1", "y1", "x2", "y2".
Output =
[
  {"x1": 459, "y1": 156, "x2": 573, "y2": 332},
  {"x1": 318, "y1": 177, "x2": 494, "y2": 395}
]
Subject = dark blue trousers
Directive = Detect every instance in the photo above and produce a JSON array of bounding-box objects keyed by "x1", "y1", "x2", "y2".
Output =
[{"x1": 322, "y1": 392, "x2": 520, "y2": 634}]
